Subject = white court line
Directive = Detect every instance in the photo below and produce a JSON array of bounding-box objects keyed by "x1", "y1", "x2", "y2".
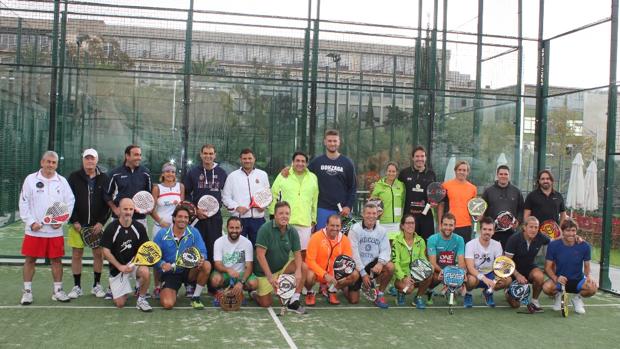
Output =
[
  {"x1": 267, "y1": 307, "x2": 298, "y2": 349},
  {"x1": 2, "y1": 303, "x2": 620, "y2": 310}
]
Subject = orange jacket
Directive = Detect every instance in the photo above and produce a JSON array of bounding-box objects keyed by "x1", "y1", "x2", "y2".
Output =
[{"x1": 305, "y1": 229, "x2": 353, "y2": 279}]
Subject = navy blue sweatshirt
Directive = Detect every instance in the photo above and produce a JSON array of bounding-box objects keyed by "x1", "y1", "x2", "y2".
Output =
[{"x1": 308, "y1": 154, "x2": 357, "y2": 211}]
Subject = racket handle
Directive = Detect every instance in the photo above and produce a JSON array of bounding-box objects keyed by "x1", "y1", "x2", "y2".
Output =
[
  {"x1": 422, "y1": 203, "x2": 431, "y2": 215},
  {"x1": 128, "y1": 262, "x2": 134, "y2": 268},
  {"x1": 337, "y1": 203, "x2": 343, "y2": 212},
  {"x1": 403, "y1": 286, "x2": 409, "y2": 293}
]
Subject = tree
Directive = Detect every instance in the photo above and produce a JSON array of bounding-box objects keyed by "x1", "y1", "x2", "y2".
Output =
[
  {"x1": 364, "y1": 95, "x2": 375, "y2": 127},
  {"x1": 66, "y1": 35, "x2": 133, "y2": 69}
]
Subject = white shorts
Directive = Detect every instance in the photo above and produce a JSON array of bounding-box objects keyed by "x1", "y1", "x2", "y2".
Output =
[
  {"x1": 293, "y1": 225, "x2": 312, "y2": 250},
  {"x1": 109, "y1": 267, "x2": 138, "y2": 299}
]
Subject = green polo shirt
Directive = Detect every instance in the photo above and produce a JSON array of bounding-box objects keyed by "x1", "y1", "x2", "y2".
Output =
[{"x1": 253, "y1": 220, "x2": 301, "y2": 277}]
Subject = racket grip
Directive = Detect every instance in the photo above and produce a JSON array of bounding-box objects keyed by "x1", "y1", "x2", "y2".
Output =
[
  {"x1": 337, "y1": 203, "x2": 343, "y2": 212},
  {"x1": 422, "y1": 204, "x2": 431, "y2": 215},
  {"x1": 403, "y1": 286, "x2": 409, "y2": 293}
]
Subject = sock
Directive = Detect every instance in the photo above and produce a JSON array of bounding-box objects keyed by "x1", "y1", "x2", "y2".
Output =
[
  {"x1": 292, "y1": 292, "x2": 300, "y2": 302},
  {"x1": 73, "y1": 274, "x2": 81, "y2": 287},
  {"x1": 93, "y1": 272, "x2": 101, "y2": 287},
  {"x1": 193, "y1": 285, "x2": 204, "y2": 298},
  {"x1": 328, "y1": 284, "x2": 338, "y2": 293},
  {"x1": 24, "y1": 282, "x2": 32, "y2": 291},
  {"x1": 53, "y1": 282, "x2": 63, "y2": 293}
]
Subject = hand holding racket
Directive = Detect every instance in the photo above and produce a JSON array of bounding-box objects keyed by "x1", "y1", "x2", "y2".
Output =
[
  {"x1": 220, "y1": 278, "x2": 243, "y2": 311},
  {"x1": 403, "y1": 259, "x2": 433, "y2": 293},
  {"x1": 495, "y1": 211, "x2": 517, "y2": 232},
  {"x1": 422, "y1": 182, "x2": 446, "y2": 215},
  {"x1": 171, "y1": 246, "x2": 202, "y2": 271},
  {"x1": 333, "y1": 255, "x2": 356, "y2": 281},
  {"x1": 361, "y1": 272, "x2": 378, "y2": 302},
  {"x1": 249, "y1": 188, "x2": 273, "y2": 210},
  {"x1": 42, "y1": 201, "x2": 70, "y2": 225},
  {"x1": 540, "y1": 220, "x2": 561, "y2": 239},
  {"x1": 442, "y1": 266, "x2": 465, "y2": 315},
  {"x1": 467, "y1": 197, "x2": 487, "y2": 235},
  {"x1": 196, "y1": 195, "x2": 220, "y2": 218},
  {"x1": 132, "y1": 191, "x2": 155, "y2": 214},
  {"x1": 337, "y1": 203, "x2": 356, "y2": 235},
  {"x1": 561, "y1": 284, "x2": 569, "y2": 317},
  {"x1": 128, "y1": 241, "x2": 162, "y2": 268},
  {"x1": 81, "y1": 226, "x2": 102, "y2": 249},
  {"x1": 486, "y1": 256, "x2": 516, "y2": 294}
]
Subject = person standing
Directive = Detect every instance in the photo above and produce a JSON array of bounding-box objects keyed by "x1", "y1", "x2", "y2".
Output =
[
  {"x1": 67, "y1": 148, "x2": 110, "y2": 299},
  {"x1": 371, "y1": 161, "x2": 405, "y2": 239},
  {"x1": 437, "y1": 160, "x2": 477, "y2": 243},
  {"x1": 398, "y1": 146, "x2": 437, "y2": 241},
  {"x1": 524, "y1": 170, "x2": 567, "y2": 226},
  {"x1": 19, "y1": 151, "x2": 75, "y2": 304},
  {"x1": 482, "y1": 165, "x2": 524, "y2": 249}
]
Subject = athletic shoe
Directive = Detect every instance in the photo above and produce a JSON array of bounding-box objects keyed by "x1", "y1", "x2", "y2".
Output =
[
  {"x1": 553, "y1": 293, "x2": 562, "y2": 311},
  {"x1": 305, "y1": 292, "x2": 316, "y2": 306},
  {"x1": 414, "y1": 296, "x2": 426, "y2": 309},
  {"x1": 68, "y1": 286, "x2": 83, "y2": 299},
  {"x1": 104, "y1": 287, "x2": 113, "y2": 300},
  {"x1": 463, "y1": 293, "x2": 473, "y2": 308},
  {"x1": 136, "y1": 297, "x2": 152, "y2": 312},
  {"x1": 287, "y1": 300, "x2": 307, "y2": 314},
  {"x1": 20, "y1": 289, "x2": 33, "y2": 305},
  {"x1": 52, "y1": 289, "x2": 71, "y2": 302},
  {"x1": 374, "y1": 295, "x2": 389, "y2": 309},
  {"x1": 571, "y1": 294, "x2": 586, "y2": 314},
  {"x1": 483, "y1": 291, "x2": 495, "y2": 308},
  {"x1": 388, "y1": 286, "x2": 398, "y2": 297},
  {"x1": 396, "y1": 292, "x2": 406, "y2": 306},
  {"x1": 191, "y1": 297, "x2": 205, "y2": 310},
  {"x1": 153, "y1": 287, "x2": 161, "y2": 300},
  {"x1": 250, "y1": 290, "x2": 258, "y2": 303},
  {"x1": 185, "y1": 285, "x2": 195, "y2": 298},
  {"x1": 530, "y1": 298, "x2": 544, "y2": 312},
  {"x1": 134, "y1": 287, "x2": 151, "y2": 299},
  {"x1": 426, "y1": 289, "x2": 434, "y2": 305},
  {"x1": 328, "y1": 292, "x2": 340, "y2": 305},
  {"x1": 91, "y1": 284, "x2": 106, "y2": 298}
]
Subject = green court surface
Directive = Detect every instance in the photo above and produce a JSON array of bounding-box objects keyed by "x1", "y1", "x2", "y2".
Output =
[{"x1": 1, "y1": 266, "x2": 619, "y2": 348}]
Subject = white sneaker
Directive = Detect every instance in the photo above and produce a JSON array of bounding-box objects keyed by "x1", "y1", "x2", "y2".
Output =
[
  {"x1": 20, "y1": 289, "x2": 33, "y2": 305},
  {"x1": 531, "y1": 298, "x2": 541, "y2": 308},
  {"x1": 552, "y1": 293, "x2": 562, "y2": 311},
  {"x1": 91, "y1": 284, "x2": 106, "y2": 298},
  {"x1": 136, "y1": 297, "x2": 152, "y2": 312},
  {"x1": 571, "y1": 295, "x2": 586, "y2": 314},
  {"x1": 52, "y1": 289, "x2": 71, "y2": 302},
  {"x1": 68, "y1": 286, "x2": 83, "y2": 299}
]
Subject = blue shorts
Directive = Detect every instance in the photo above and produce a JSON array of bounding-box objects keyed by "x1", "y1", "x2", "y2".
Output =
[
  {"x1": 316, "y1": 208, "x2": 339, "y2": 230},
  {"x1": 476, "y1": 272, "x2": 495, "y2": 289},
  {"x1": 556, "y1": 277, "x2": 586, "y2": 294}
]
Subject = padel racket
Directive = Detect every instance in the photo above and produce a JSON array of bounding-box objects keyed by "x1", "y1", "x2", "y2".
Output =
[
  {"x1": 467, "y1": 197, "x2": 487, "y2": 235},
  {"x1": 81, "y1": 226, "x2": 102, "y2": 249},
  {"x1": 422, "y1": 182, "x2": 446, "y2": 215},
  {"x1": 507, "y1": 280, "x2": 537, "y2": 314},
  {"x1": 337, "y1": 203, "x2": 357, "y2": 235},
  {"x1": 540, "y1": 220, "x2": 561, "y2": 239},
  {"x1": 486, "y1": 256, "x2": 516, "y2": 294},
  {"x1": 42, "y1": 201, "x2": 70, "y2": 224},
  {"x1": 495, "y1": 211, "x2": 517, "y2": 232},
  {"x1": 404, "y1": 258, "x2": 433, "y2": 293},
  {"x1": 276, "y1": 274, "x2": 296, "y2": 315},
  {"x1": 171, "y1": 246, "x2": 202, "y2": 270},
  {"x1": 361, "y1": 272, "x2": 378, "y2": 302},
  {"x1": 128, "y1": 241, "x2": 162, "y2": 267},
  {"x1": 333, "y1": 254, "x2": 356, "y2": 280},
  {"x1": 197, "y1": 195, "x2": 220, "y2": 217},
  {"x1": 443, "y1": 266, "x2": 465, "y2": 315},
  {"x1": 249, "y1": 188, "x2": 272, "y2": 209},
  {"x1": 220, "y1": 278, "x2": 243, "y2": 312},
  {"x1": 561, "y1": 284, "x2": 568, "y2": 317},
  {"x1": 367, "y1": 198, "x2": 384, "y2": 216},
  {"x1": 132, "y1": 191, "x2": 155, "y2": 214}
]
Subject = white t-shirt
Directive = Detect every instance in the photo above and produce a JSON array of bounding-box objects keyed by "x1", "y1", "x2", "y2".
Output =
[
  {"x1": 465, "y1": 238, "x2": 503, "y2": 273},
  {"x1": 213, "y1": 235, "x2": 254, "y2": 274}
]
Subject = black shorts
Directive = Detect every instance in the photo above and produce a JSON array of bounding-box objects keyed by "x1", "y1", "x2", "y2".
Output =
[
  {"x1": 516, "y1": 265, "x2": 540, "y2": 279},
  {"x1": 454, "y1": 226, "x2": 472, "y2": 243},
  {"x1": 557, "y1": 277, "x2": 586, "y2": 294},
  {"x1": 414, "y1": 214, "x2": 436, "y2": 241},
  {"x1": 492, "y1": 229, "x2": 514, "y2": 251},
  {"x1": 349, "y1": 258, "x2": 378, "y2": 291},
  {"x1": 161, "y1": 269, "x2": 192, "y2": 292}
]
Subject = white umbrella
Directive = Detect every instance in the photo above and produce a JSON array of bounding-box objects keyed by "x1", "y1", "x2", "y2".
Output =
[
  {"x1": 444, "y1": 156, "x2": 456, "y2": 181},
  {"x1": 583, "y1": 160, "x2": 598, "y2": 212},
  {"x1": 565, "y1": 152, "x2": 585, "y2": 214},
  {"x1": 496, "y1": 153, "x2": 508, "y2": 168}
]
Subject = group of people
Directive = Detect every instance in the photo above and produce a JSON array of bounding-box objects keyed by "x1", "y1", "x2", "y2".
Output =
[{"x1": 18, "y1": 129, "x2": 598, "y2": 314}]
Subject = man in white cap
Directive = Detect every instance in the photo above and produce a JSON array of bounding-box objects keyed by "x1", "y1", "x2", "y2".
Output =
[
  {"x1": 19, "y1": 151, "x2": 75, "y2": 304},
  {"x1": 66, "y1": 148, "x2": 111, "y2": 299}
]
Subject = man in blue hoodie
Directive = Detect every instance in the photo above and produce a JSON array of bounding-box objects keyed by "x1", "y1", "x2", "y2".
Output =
[
  {"x1": 153, "y1": 205, "x2": 211, "y2": 310},
  {"x1": 348, "y1": 202, "x2": 394, "y2": 308}
]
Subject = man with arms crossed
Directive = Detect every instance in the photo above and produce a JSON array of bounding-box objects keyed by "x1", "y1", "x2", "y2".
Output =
[
  {"x1": 19, "y1": 151, "x2": 75, "y2": 304},
  {"x1": 101, "y1": 198, "x2": 152, "y2": 311},
  {"x1": 348, "y1": 203, "x2": 394, "y2": 309},
  {"x1": 543, "y1": 219, "x2": 598, "y2": 314},
  {"x1": 254, "y1": 201, "x2": 307, "y2": 314}
]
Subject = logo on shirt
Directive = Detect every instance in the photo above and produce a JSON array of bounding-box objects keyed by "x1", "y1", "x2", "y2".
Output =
[
  {"x1": 119, "y1": 240, "x2": 133, "y2": 253},
  {"x1": 412, "y1": 184, "x2": 424, "y2": 193},
  {"x1": 320, "y1": 165, "x2": 344, "y2": 176},
  {"x1": 438, "y1": 251, "x2": 455, "y2": 266}
]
